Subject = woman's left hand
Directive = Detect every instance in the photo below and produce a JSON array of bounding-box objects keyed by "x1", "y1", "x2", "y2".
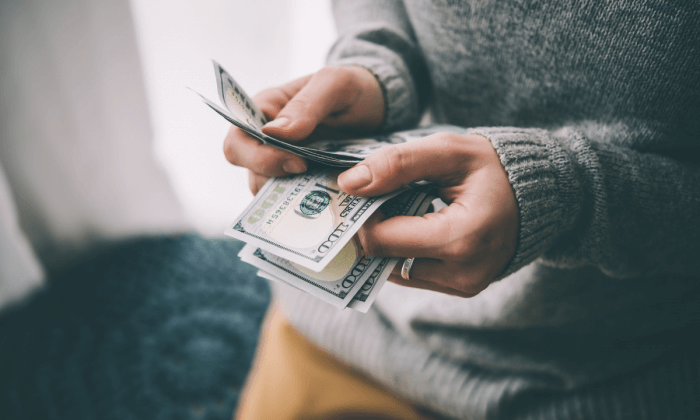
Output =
[{"x1": 338, "y1": 132, "x2": 519, "y2": 298}]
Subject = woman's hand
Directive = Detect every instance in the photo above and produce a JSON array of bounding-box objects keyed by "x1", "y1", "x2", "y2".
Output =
[
  {"x1": 339, "y1": 133, "x2": 519, "y2": 298},
  {"x1": 222, "y1": 66, "x2": 385, "y2": 194}
]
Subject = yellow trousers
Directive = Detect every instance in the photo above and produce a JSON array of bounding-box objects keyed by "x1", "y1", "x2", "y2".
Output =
[{"x1": 235, "y1": 305, "x2": 436, "y2": 420}]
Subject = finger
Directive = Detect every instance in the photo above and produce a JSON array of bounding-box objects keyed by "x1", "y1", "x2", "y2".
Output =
[
  {"x1": 391, "y1": 258, "x2": 490, "y2": 295},
  {"x1": 248, "y1": 170, "x2": 269, "y2": 195},
  {"x1": 253, "y1": 75, "x2": 313, "y2": 122},
  {"x1": 261, "y1": 67, "x2": 370, "y2": 141},
  {"x1": 223, "y1": 126, "x2": 308, "y2": 177},
  {"x1": 357, "y1": 204, "x2": 473, "y2": 260},
  {"x1": 337, "y1": 133, "x2": 489, "y2": 196},
  {"x1": 387, "y1": 274, "x2": 478, "y2": 298}
]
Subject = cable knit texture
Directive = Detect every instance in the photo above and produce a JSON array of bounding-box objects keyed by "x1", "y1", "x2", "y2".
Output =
[{"x1": 281, "y1": 1, "x2": 700, "y2": 419}]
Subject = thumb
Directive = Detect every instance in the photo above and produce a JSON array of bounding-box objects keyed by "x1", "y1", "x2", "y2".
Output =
[
  {"x1": 261, "y1": 67, "x2": 365, "y2": 141},
  {"x1": 338, "y1": 133, "x2": 474, "y2": 196}
]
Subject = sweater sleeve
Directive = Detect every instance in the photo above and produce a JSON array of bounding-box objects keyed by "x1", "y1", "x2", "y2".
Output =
[
  {"x1": 469, "y1": 125, "x2": 700, "y2": 279},
  {"x1": 328, "y1": 0, "x2": 430, "y2": 131},
  {"x1": 328, "y1": 1, "x2": 700, "y2": 280}
]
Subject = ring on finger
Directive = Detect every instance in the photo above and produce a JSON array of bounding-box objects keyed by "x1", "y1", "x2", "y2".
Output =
[{"x1": 401, "y1": 258, "x2": 416, "y2": 280}]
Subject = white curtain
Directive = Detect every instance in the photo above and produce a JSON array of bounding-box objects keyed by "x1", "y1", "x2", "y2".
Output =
[
  {"x1": 0, "y1": 0, "x2": 334, "y2": 309},
  {"x1": 0, "y1": 0, "x2": 188, "y2": 307},
  {"x1": 130, "y1": 0, "x2": 336, "y2": 236},
  {"x1": 0, "y1": 164, "x2": 43, "y2": 310}
]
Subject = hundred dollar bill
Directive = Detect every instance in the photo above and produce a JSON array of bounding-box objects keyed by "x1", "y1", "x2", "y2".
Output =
[
  {"x1": 199, "y1": 61, "x2": 476, "y2": 166},
  {"x1": 255, "y1": 270, "x2": 304, "y2": 291},
  {"x1": 238, "y1": 188, "x2": 431, "y2": 308},
  {"x1": 346, "y1": 192, "x2": 435, "y2": 312},
  {"x1": 193, "y1": 90, "x2": 361, "y2": 167},
  {"x1": 254, "y1": 258, "x2": 388, "y2": 311},
  {"x1": 225, "y1": 168, "x2": 404, "y2": 272},
  {"x1": 345, "y1": 257, "x2": 399, "y2": 312},
  {"x1": 193, "y1": 62, "x2": 363, "y2": 167},
  {"x1": 239, "y1": 241, "x2": 380, "y2": 308},
  {"x1": 213, "y1": 60, "x2": 267, "y2": 129},
  {"x1": 306, "y1": 124, "x2": 471, "y2": 159}
]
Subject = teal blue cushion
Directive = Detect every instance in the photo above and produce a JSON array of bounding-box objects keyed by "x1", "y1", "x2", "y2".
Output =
[{"x1": 0, "y1": 235, "x2": 270, "y2": 420}]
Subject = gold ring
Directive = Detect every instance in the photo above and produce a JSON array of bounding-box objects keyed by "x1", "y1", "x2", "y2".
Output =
[{"x1": 401, "y1": 258, "x2": 415, "y2": 280}]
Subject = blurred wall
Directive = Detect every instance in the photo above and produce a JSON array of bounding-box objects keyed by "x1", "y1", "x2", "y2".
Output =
[
  {"x1": 0, "y1": 0, "x2": 188, "y2": 267},
  {"x1": 130, "y1": 0, "x2": 336, "y2": 236}
]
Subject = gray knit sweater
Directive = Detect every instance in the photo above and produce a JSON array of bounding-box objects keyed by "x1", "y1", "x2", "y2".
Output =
[{"x1": 279, "y1": 1, "x2": 700, "y2": 419}]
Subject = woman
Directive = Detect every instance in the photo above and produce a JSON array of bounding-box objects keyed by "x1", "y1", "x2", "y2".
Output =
[{"x1": 227, "y1": 1, "x2": 700, "y2": 419}]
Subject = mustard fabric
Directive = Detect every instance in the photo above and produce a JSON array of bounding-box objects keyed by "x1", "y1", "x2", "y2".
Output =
[{"x1": 235, "y1": 305, "x2": 427, "y2": 420}]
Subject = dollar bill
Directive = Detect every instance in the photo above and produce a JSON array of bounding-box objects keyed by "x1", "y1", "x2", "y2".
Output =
[
  {"x1": 346, "y1": 192, "x2": 435, "y2": 312},
  {"x1": 225, "y1": 168, "x2": 405, "y2": 272},
  {"x1": 239, "y1": 241, "x2": 380, "y2": 308},
  {"x1": 192, "y1": 89, "x2": 362, "y2": 167},
  {"x1": 257, "y1": 255, "x2": 397, "y2": 312},
  {"x1": 213, "y1": 60, "x2": 267, "y2": 129},
  {"x1": 345, "y1": 257, "x2": 399, "y2": 312},
  {"x1": 197, "y1": 61, "x2": 474, "y2": 167},
  {"x1": 193, "y1": 62, "x2": 362, "y2": 166},
  {"x1": 306, "y1": 124, "x2": 470, "y2": 158},
  {"x1": 255, "y1": 269, "x2": 304, "y2": 291},
  {"x1": 243, "y1": 188, "x2": 435, "y2": 310}
]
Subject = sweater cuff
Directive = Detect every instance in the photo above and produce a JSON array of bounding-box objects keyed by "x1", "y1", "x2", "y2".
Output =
[
  {"x1": 328, "y1": 56, "x2": 421, "y2": 132},
  {"x1": 467, "y1": 127, "x2": 583, "y2": 278}
]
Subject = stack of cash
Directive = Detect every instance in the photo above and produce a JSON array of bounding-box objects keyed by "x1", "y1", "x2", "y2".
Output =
[
  {"x1": 196, "y1": 62, "x2": 452, "y2": 311},
  {"x1": 229, "y1": 173, "x2": 434, "y2": 311}
]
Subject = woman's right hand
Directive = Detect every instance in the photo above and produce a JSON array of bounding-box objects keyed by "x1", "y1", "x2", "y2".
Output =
[{"x1": 222, "y1": 66, "x2": 385, "y2": 195}]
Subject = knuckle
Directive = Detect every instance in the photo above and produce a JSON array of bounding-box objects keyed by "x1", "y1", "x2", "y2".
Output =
[
  {"x1": 284, "y1": 98, "x2": 316, "y2": 122},
  {"x1": 443, "y1": 239, "x2": 475, "y2": 261},
  {"x1": 377, "y1": 144, "x2": 410, "y2": 180},
  {"x1": 254, "y1": 86, "x2": 279, "y2": 102},
  {"x1": 223, "y1": 137, "x2": 239, "y2": 165},
  {"x1": 442, "y1": 132, "x2": 463, "y2": 142},
  {"x1": 317, "y1": 66, "x2": 359, "y2": 95},
  {"x1": 257, "y1": 101, "x2": 277, "y2": 120},
  {"x1": 337, "y1": 68, "x2": 357, "y2": 89},
  {"x1": 248, "y1": 151, "x2": 268, "y2": 169},
  {"x1": 249, "y1": 150, "x2": 280, "y2": 174},
  {"x1": 315, "y1": 66, "x2": 337, "y2": 80},
  {"x1": 359, "y1": 233, "x2": 385, "y2": 257},
  {"x1": 248, "y1": 171, "x2": 269, "y2": 195},
  {"x1": 452, "y1": 272, "x2": 472, "y2": 288},
  {"x1": 434, "y1": 132, "x2": 473, "y2": 154},
  {"x1": 255, "y1": 87, "x2": 289, "y2": 119},
  {"x1": 430, "y1": 132, "x2": 460, "y2": 151},
  {"x1": 452, "y1": 272, "x2": 486, "y2": 295},
  {"x1": 285, "y1": 95, "x2": 311, "y2": 111},
  {"x1": 317, "y1": 65, "x2": 348, "y2": 82},
  {"x1": 248, "y1": 175, "x2": 258, "y2": 195},
  {"x1": 279, "y1": 96, "x2": 320, "y2": 128}
]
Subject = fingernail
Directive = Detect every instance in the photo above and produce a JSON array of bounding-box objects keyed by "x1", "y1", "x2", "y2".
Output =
[
  {"x1": 264, "y1": 117, "x2": 290, "y2": 129},
  {"x1": 339, "y1": 165, "x2": 372, "y2": 190},
  {"x1": 283, "y1": 159, "x2": 307, "y2": 174}
]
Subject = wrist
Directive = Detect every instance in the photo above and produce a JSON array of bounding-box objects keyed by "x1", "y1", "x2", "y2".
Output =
[
  {"x1": 327, "y1": 56, "x2": 422, "y2": 131},
  {"x1": 469, "y1": 128, "x2": 583, "y2": 278},
  {"x1": 346, "y1": 65, "x2": 385, "y2": 129}
]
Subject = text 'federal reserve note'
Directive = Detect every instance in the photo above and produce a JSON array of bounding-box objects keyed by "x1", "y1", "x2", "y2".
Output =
[{"x1": 225, "y1": 168, "x2": 403, "y2": 272}]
